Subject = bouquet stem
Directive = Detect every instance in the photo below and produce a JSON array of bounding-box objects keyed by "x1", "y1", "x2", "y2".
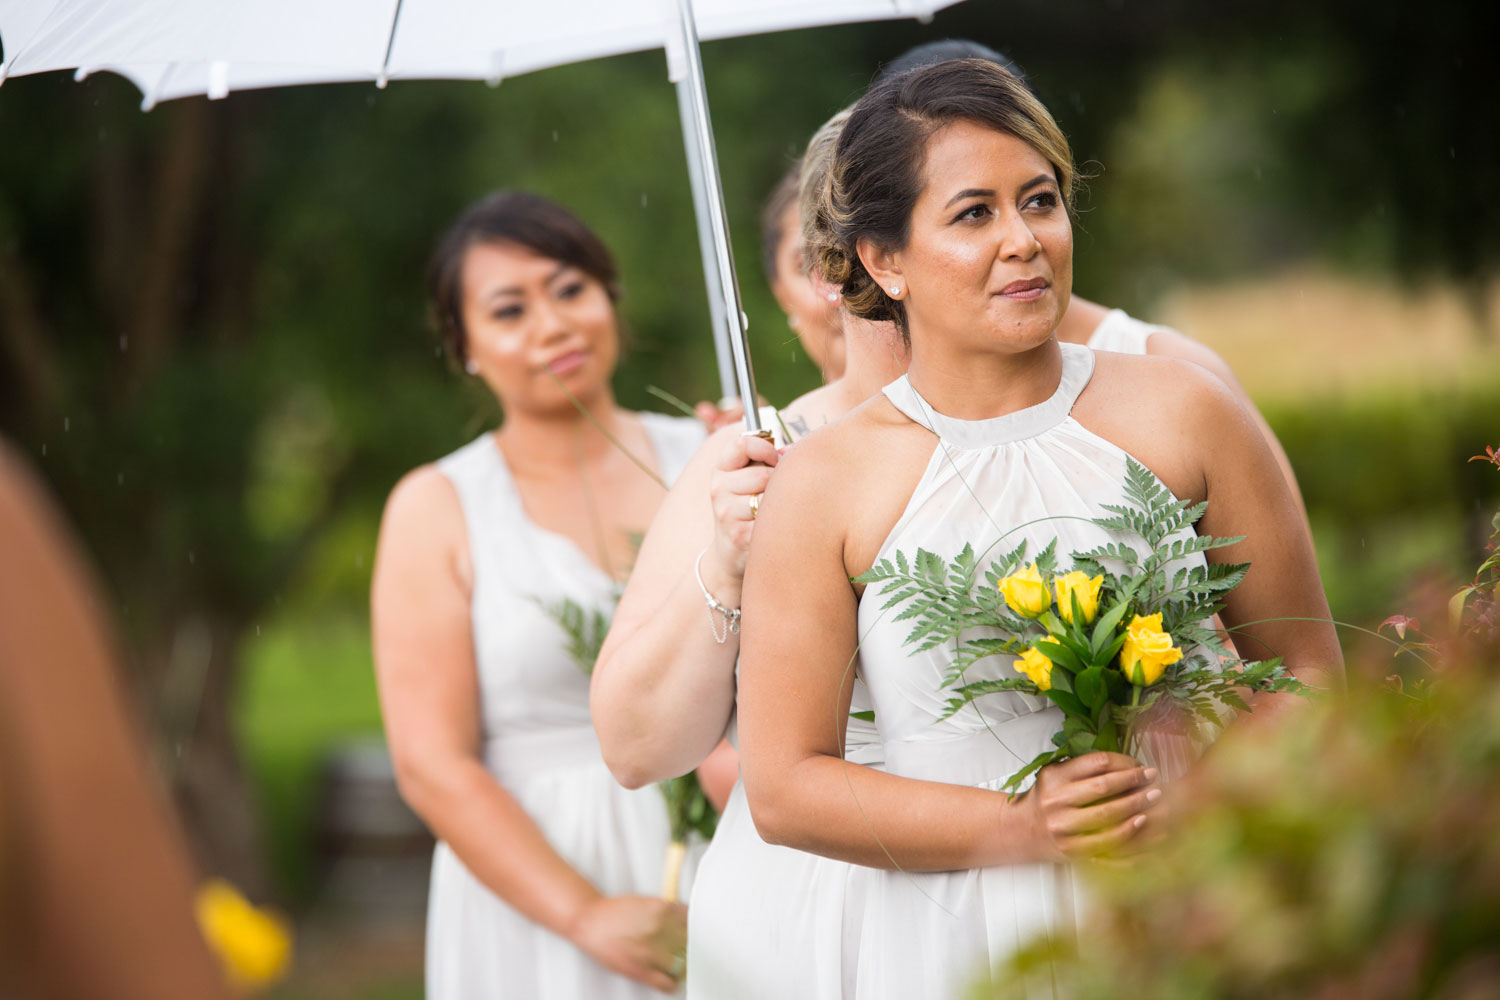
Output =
[{"x1": 660, "y1": 840, "x2": 687, "y2": 902}]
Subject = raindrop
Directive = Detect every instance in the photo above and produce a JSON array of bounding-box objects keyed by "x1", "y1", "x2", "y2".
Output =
[
  {"x1": 175, "y1": 743, "x2": 184, "y2": 758},
  {"x1": 120, "y1": 334, "x2": 129, "y2": 352},
  {"x1": 41, "y1": 444, "x2": 47, "y2": 457},
  {"x1": 256, "y1": 624, "x2": 261, "y2": 636},
  {"x1": 355, "y1": 553, "x2": 366, "y2": 570},
  {"x1": 1449, "y1": 147, "x2": 1457, "y2": 160},
  {"x1": 117, "y1": 472, "x2": 124, "y2": 486},
  {"x1": 641, "y1": 193, "x2": 648, "y2": 208},
  {"x1": 64, "y1": 416, "x2": 70, "y2": 432},
  {"x1": 188, "y1": 549, "x2": 196, "y2": 565},
  {"x1": 1254, "y1": 164, "x2": 1263, "y2": 181},
  {"x1": 552, "y1": 130, "x2": 559, "y2": 142}
]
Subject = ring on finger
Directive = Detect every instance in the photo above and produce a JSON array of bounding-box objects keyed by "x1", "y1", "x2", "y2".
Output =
[
  {"x1": 749, "y1": 493, "x2": 761, "y2": 520},
  {"x1": 668, "y1": 954, "x2": 686, "y2": 979}
]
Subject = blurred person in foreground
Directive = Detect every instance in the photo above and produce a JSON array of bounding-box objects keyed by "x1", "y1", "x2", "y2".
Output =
[
  {"x1": 371, "y1": 192, "x2": 707, "y2": 997},
  {"x1": 0, "y1": 440, "x2": 232, "y2": 1000},
  {"x1": 594, "y1": 40, "x2": 1310, "y2": 996},
  {"x1": 734, "y1": 58, "x2": 1339, "y2": 999}
]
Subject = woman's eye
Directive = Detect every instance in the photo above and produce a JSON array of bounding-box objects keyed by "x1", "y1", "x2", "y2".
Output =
[
  {"x1": 558, "y1": 281, "x2": 586, "y2": 300},
  {"x1": 1024, "y1": 191, "x2": 1060, "y2": 211},
  {"x1": 493, "y1": 304, "x2": 523, "y2": 321},
  {"x1": 954, "y1": 204, "x2": 990, "y2": 223}
]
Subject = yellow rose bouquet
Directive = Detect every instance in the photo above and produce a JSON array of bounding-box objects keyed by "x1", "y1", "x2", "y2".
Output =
[{"x1": 856, "y1": 459, "x2": 1311, "y2": 794}]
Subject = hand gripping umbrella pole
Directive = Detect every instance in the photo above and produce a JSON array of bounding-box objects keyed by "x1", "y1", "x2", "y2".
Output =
[{"x1": 667, "y1": 0, "x2": 767, "y2": 436}]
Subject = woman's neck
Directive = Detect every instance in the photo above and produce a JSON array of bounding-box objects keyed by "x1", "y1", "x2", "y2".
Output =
[
  {"x1": 905, "y1": 336, "x2": 1064, "y2": 421},
  {"x1": 495, "y1": 389, "x2": 627, "y2": 473}
]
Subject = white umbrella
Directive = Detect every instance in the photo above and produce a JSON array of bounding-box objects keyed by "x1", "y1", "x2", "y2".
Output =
[{"x1": 0, "y1": 0, "x2": 964, "y2": 431}]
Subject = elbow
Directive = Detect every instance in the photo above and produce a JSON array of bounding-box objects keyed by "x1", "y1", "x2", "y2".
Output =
[
  {"x1": 601, "y1": 751, "x2": 656, "y2": 792},
  {"x1": 388, "y1": 743, "x2": 468, "y2": 823},
  {"x1": 741, "y1": 772, "x2": 801, "y2": 849}
]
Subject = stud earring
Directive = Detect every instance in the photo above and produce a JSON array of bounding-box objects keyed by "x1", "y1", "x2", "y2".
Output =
[
  {"x1": 464, "y1": 358, "x2": 480, "y2": 375},
  {"x1": 825, "y1": 290, "x2": 840, "y2": 303},
  {"x1": 889, "y1": 285, "x2": 901, "y2": 297}
]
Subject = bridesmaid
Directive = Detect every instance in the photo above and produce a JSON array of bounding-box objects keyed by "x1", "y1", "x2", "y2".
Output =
[
  {"x1": 371, "y1": 192, "x2": 703, "y2": 998},
  {"x1": 761, "y1": 162, "x2": 846, "y2": 383},
  {"x1": 737, "y1": 59, "x2": 1342, "y2": 998},
  {"x1": 880, "y1": 38, "x2": 1307, "y2": 521}
]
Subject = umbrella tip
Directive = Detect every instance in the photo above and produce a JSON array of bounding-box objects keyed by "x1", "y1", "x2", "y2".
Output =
[{"x1": 376, "y1": 71, "x2": 389, "y2": 89}]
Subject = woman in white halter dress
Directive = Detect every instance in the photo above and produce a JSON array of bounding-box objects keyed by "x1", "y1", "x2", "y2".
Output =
[{"x1": 736, "y1": 61, "x2": 1340, "y2": 1000}]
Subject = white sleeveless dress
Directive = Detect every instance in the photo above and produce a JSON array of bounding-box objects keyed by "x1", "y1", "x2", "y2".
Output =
[
  {"x1": 834, "y1": 343, "x2": 1215, "y2": 998},
  {"x1": 686, "y1": 324, "x2": 1164, "y2": 998},
  {"x1": 426, "y1": 412, "x2": 705, "y2": 1000}
]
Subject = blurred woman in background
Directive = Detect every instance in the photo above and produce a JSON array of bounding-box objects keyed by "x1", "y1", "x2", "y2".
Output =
[
  {"x1": 762, "y1": 164, "x2": 846, "y2": 383},
  {"x1": 371, "y1": 192, "x2": 705, "y2": 997}
]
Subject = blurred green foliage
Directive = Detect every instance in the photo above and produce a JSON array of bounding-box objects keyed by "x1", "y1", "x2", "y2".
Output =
[
  {"x1": 980, "y1": 591, "x2": 1500, "y2": 1000},
  {"x1": 0, "y1": 0, "x2": 1493, "y2": 901}
]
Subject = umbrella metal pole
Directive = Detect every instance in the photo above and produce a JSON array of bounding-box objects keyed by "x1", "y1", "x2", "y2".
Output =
[
  {"x1": 673, "y1": 0, "x2": 765, "y2": 435},
  {"x1": 675, "y1": 78, "x2": 738, "y2": 404}
]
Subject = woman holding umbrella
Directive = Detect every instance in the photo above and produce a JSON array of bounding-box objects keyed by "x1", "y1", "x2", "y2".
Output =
[{"x1": 371, "y1": 192, "x2": 701, "y2": 997}]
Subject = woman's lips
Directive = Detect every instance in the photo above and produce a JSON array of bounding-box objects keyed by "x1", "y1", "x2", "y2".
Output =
[
  {"x1": 544, "y1": 349, "x2": 589, "y2": 376},
  {"x1": 998, "y1": 277, "x2": 1049, "y2": 302}
]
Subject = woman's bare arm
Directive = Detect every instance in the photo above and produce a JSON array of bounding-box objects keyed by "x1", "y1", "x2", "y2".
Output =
[
  {"x1": 592, "y1": 428, "x2": 778, "y2": 787},
  {"x1": 736, "y1": 431, "x2": 1156, "y2": 871},
  {"x1": 1184, "y1": 373, "x2": 1345, "y2": 710},
  {"x1": 373, "y1": 468, "x2": 681, "y2": 992}
]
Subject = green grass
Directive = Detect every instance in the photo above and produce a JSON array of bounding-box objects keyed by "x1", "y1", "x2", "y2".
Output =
[{"x1": 236, "y1": 612, "x2": 386, "y2": 903}]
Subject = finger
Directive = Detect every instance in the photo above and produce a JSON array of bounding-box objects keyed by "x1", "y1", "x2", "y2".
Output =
[
  {"x1": 1052, "y1": 764, "x2": 1156, "y2": 809},
  {"x1": 1053, "y1": 751, "x2": 1142, "y2": 781},
  {"x1": 1061, "y1": 812, "x2": 1149, "y2": 859},
  {"x1": 694, "y1": 401, "x2": 719, "y2": 424},
  {"x1": 713, "y1": 435, "x2": 752, "y2": 473},
  {"x1": 741, "y1": 433, "x2": 780, "y2": 467},
  {"x1": 1054, "y1": 784, "x2": 1161, "y2": 836},
  {"x1": 714, "y1": 466, "x2": 776, "y2": 501}
]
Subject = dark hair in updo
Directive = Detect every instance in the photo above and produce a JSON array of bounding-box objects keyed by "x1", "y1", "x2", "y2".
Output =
[
  {"x1": 875, "y1": 38, "x2": 1035, "y2": 96},
  {"x1": 809, "y1": 59, "x2": 1074, "y2": 340},
  {"x1": 427, "y1": 191, "x2": 620, "y2": 366}
]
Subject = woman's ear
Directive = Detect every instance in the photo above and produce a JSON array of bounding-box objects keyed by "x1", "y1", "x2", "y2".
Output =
[{"x1": 856, "y1": 237, "x2": 903, "y2": 299}]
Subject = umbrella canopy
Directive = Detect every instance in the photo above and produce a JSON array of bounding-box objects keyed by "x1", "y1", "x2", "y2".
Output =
[{"x1": 1, "y1": 0, "x2": 965, "y2": 427}]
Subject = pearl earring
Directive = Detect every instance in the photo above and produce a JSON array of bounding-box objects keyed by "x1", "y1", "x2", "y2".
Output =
[
  {"x1": 464, "y1": 358, "x2": 480, "y2": 375},
  {"x1": 889, "y1": 285, "x2": 901, "y2": 296}
]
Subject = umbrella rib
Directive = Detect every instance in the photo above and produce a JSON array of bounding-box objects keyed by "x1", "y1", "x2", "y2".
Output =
[
  {"x1": 0, "y1": 0, "x2": 62, "y2": 83},
  {"x1": 378, "y1": 0, "x2": 407, "y2": 88}
]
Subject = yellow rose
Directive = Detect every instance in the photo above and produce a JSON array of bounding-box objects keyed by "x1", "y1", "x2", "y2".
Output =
[
  {"x1": 1054, "y1": 571, "x2": 1103, "y2": 625},
  {"x1": 1119, "y1": 612, "x2": 1183, "y2": 686},
  {"x1": 1014, "y1": 645, "x2": 1053, "y2": 691},
  {"x1": 196, "y1": 879, "x2": 292, "y2": 990},
  {"x1": 997, "y1": 563, "x2": 1051, "y2": 618}
]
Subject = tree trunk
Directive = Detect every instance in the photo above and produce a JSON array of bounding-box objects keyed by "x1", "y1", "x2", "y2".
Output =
[{"x1": 153, "y1": 611, "x2": 268, "y2": 897}]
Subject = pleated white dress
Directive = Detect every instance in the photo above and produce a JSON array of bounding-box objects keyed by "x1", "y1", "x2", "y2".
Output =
[
  {"x1": 687, "y1": 324, "x2": 1167, "y2": 999},
  {"x1": 426, "y1": 413, "x2": 705, "y2": 1000}
]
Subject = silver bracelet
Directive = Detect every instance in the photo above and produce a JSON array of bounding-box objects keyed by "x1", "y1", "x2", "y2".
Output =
[{"x1": 694, "y1": 549, "x2": 741, "y2": 645}]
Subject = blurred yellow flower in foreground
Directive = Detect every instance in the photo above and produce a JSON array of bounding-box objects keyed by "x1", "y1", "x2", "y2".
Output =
[
  {"x1": 1054, "y1": 571, "x2": 1104, "y2": 625},
  {"x1": 1120, "y1": 613, "x2": 1183, "y2": 686},
  {"x1": 1015, "y1": 646, "x2": 1054, "y2": 691},
  {"x1": 998, "y1": 563, "x2": 1051, "y2": 618},
  {"x1": 195, "y1": 879, "x2": 292, "y2": 992}
]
